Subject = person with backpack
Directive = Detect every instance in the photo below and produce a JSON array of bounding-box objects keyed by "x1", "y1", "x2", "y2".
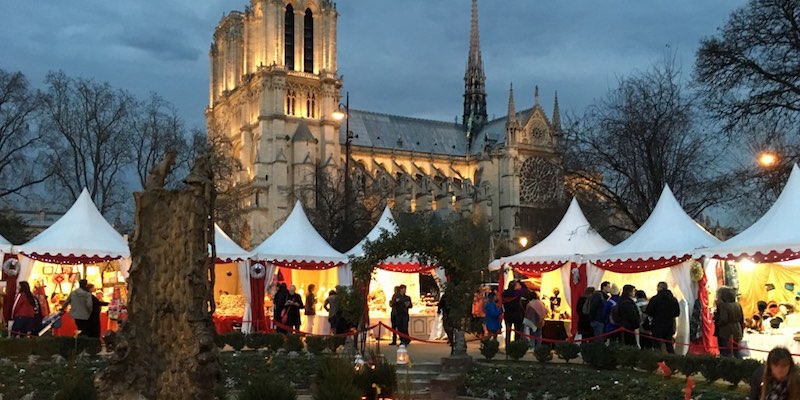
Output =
[
  {"x1": 576, "y1": 286, "x2": 596, "y2": 339},
  {"x1": 604, "y1": 283, "x2": 622, "y2": 342},
  {"x1": 617, "y1": 284, "x2": 641, "y2": 347},
  {"x1": 588, "y1": 281, "x2": 611, "y2": 338},
  {"x1": 645, "y1": 281, "x2": 681, "y2": 354}
]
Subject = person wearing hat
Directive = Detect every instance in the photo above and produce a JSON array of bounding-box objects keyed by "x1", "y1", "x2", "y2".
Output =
[{"x1": 604, "y1": 283, "x2": 622, "y2": 341}]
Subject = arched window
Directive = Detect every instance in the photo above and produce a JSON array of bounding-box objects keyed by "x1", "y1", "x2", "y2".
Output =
[
  {"x1": 305, "y1": 92, "x2": 316, "y2": 118},
  {"x1": 284, "y1": 5, "x2": 295, "y2": 70},
  {"x1": 286, "y1": 90, "x2": 296, "y2": 116},
  {"x1": 303, "y1": 9, "x2": 314, "y2": 73}
]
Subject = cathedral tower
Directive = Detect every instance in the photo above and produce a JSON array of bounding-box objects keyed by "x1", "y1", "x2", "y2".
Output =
[
  {"x1": 208, "y1": 0, "x2": 342, "y2": 245},
  {"x1": 462, "y1": 0, "x2": 487, "y2": 133}
]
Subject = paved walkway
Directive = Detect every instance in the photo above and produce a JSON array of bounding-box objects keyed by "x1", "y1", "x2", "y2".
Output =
[{"x1": 365, "y1": 337, "x2": 541, "y2": 364}]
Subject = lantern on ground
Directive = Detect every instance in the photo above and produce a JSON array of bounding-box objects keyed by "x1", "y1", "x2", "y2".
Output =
[{"x1": 396, "y1": 344, "x2": 410, "y2": 365}]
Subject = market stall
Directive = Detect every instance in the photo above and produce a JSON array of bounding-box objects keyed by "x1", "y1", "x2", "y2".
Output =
[
  {"x1": 489, "y1": 198, "x2": 612, "y2": 338},
  {"x1": 590, "y1": 186, "x2": 720, "y2": 355},
  {"x1": 249, "y1": 201, "x2": 347, "y2": 334},
  {"x1": 346, "y1": 206, "x2": 444, "y2": 340},
  {"x1": 0, "y1": 233, "x2": 15, "y2": 325},
  {"x1": 700, "y1": 164, "x2": 800, "y2": 360},
  {"x1": 212, "y1": 224, "x2": 250, "y2": 334},
  {"x1": 13, "y1": 188, "x2": 130, "y2": 337}
]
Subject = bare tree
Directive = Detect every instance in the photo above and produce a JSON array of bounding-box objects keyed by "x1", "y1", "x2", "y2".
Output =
[
  {"x1": 40, "y1": 71, "x2": 135, "y2": 214},
  {"x1": 130, "y1": 93, "x2": 190, "y2": 189},
  {"x1": 695, "y1": 0, "x2": 800, "y2": 134},
  {"x1": 565, "y1": 56, "x2": 734, "y2": 237},
  {"x1": 0, "y1": 69, "x2": 51, "y2": 199}
]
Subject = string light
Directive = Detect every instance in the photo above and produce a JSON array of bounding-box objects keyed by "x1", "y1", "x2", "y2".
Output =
[{"x1": 22, "y1": 252, "x2": 122, "y2": 265}]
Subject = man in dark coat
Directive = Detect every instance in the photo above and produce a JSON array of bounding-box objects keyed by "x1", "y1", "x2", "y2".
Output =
[
  {"x1": 273, "y1": 283, "x2": 289, "y2": 333},
  {"x1": 392, "y1": 285, "x2": 413, "y2": 345},
  {"x1": 502, "y1": 281, "x2": 524, "y2": 349},
  {"x1": 617, "y1": 284, "x2": 641, "y2": 347},
  {"x1": 588, "y1": 281, "x2": 610, "y2": 338},
  {"x1": 645, "y1": 281, "x2": 680, "y2": 353}
]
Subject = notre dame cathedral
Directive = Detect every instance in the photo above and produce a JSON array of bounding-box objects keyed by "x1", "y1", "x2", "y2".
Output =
[{"x1": 207, "y1": 0, "x2": 566, "y2": 250}]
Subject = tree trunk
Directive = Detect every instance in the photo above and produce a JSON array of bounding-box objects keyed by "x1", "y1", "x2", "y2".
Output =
[{"x1": 97, "y1": 160, "x2": 219, "y2": 399}]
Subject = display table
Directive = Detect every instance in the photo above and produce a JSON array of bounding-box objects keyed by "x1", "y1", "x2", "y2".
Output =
[
  {"x1": 213, "y1": 315, "x2": 245, "y2": 334},
  {"x1": 53, "y1": 312, "x2": 109, "y2": 338},
  {"x1": 542, "y1": 319, "x2": 570, "y2": 342},
  {"x1": 743, "y1": 328, "x2": 800, "y2": 361}
]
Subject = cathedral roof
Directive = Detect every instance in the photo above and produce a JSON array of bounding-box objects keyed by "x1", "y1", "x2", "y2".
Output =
[
  {"x1": 292, "y1": 121, "x2": 316, "y2": 142},
  {"x1": 341, "y1": 109, "x2": 468, "y2": 156},
  {"x1": 472, "y1": 108, "x2": 534, "y2": 150}
]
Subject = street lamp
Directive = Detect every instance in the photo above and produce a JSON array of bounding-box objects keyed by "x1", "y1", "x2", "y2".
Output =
[
  {"x1": 519, "y1": 237, "x2": 528, "y2": 248},
  {"x1": 334, "y1": 92, "x2": 354, "y2": 239},
  {"x1": 758, "y1": 151, "x2": 778, "y2": 168}
]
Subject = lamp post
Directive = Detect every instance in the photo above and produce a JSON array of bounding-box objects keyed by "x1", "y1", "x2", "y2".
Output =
[{"x1": 333, "y1": 92, "x2": 353, "y2": 238}]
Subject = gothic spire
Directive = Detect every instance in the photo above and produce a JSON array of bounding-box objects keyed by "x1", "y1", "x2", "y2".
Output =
[
  {"x1": 462, "y1": 0, "x2": 487, "y2": 131},
  {"x1": 552, "y1": 91, "x2": 561, "y2": 132},
  {"x1": 534, "y1": 85, "x2": 540, "y2": 106},
  {"x1": 506, "y1": 83, "x2": 517, "y2": 127}
]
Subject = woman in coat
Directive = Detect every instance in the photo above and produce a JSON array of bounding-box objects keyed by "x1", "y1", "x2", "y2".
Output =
[
  {"x1": 483, "y1": 292, "x2": 503, "y2": 340},
  {"x1": 715, "y1": 286, "x2": 744, "y2": 358},
  {"x1": 576, "y1": 287, "x2": 596, "y2": 339},
  {"x1": 284, "y1": 285, "x2": 304, "y2": 332},
  {"x1": 11, "y1": 281, "x2": 40, "y2": 336}
]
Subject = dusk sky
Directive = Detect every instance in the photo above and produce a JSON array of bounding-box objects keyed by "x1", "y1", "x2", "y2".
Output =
[{"x1": 1, "y1": 1, "x2": 746, "y2": 130}]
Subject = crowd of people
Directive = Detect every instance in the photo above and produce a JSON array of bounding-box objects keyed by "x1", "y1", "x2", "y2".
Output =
[{"x1": 10, "y1": 279, "x2": 108, "y2": 338}]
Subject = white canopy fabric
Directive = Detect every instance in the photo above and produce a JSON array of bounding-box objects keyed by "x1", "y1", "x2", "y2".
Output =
[
  {"x1": 701, "y1": 164, "x2": 800, "y2": 262},
  {"x1": 0, "y1": 233, "x2": 11, "y2": 253},
  {"x1": 16, "y1": 188, "x2": 129, "y2": 261},
  {"x1": 249, "y1": 201, "x2": 347, "y2": 267},
  {"x1": 346, "y1": 206, "x2": 416, "y2": 266},
  {"x1": 488, "y1": 198, "x2": 612, "y2": 270},
  {"x1": 213, "y1": 224, "x2": 248, "y2": 263},
  {"x1": 591, "y1": 186, "x2": 719, "y2": 268}
]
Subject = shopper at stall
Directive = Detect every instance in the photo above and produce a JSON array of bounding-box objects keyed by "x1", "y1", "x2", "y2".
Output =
[
  {"x1": 502, "y1": 281, "x2": 524, "y2": 349},
  {"x1": 617, "y1": 284, "x2": 641, "y2": 347},
  {"x1": 576, "y1": 286, "x2": 595, "y2": 339},
  {"x1": 748, "y1": 346, "x2": 799, "y2": 400},
  {"x1": 716, "y1": 286, "x2": 744, "y2": 358},
  {"x1": 484, "y1": 292, "x2": 503, "y2": 340},
  {"x1": 438, "y1": 291, "x2": 454, "y2": 352},
  {"x1": 393, "y1": 284, "x2": 412, "y2": 345},
  {"x1": 604, "y1": 283, "x2": 622, "y2": 342},
  {"x1": 86, "y1": 284, "x2": 109, "y2": 338},
  {"x1": 389, "y1": 286, "x2": 401, "y2": 345},
  {"x1": 283, "y1": 285, "x2": 304, "y2": 332},
  {"x1": 523, "y1": 290, "x2": 548, "y2": 349},
  {"x1": 304, "y1": 284, "x2": 317, "y2": 333},
  {"x1": 273, "y1": 283, "x2": 289, "y2": 333},
  {"x1": 33, "y1": 283, "x2": 50, "y2": 319},
  {"x1": 323, "y1": 289, "x2": 338, "y2": 333},
  {"x1": 588, "y1": 281, "x2": 611, "y2": 338},
  {"x1": 645, "y1": 281, "x2": 680, "y2": 354},
  {"x1": 63, "y1": 279, "x2": 93, "y2": 336},
  {"x1": 635, "y1": 290, "x2": 653, "y2": 350},
  {"x1": 471, "y1": 288, "x2": 486, "y2": 338},
  {"x1": 11, "y1": 281, "x2": 41, "y2": 336}
]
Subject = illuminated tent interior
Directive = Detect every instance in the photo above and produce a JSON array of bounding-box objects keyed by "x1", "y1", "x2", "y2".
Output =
[
  {"x1": 212, "y1": 224, "x2": 251, "y2": 332},
  {"x1": 591, "y1": 186, "x2": 720, "y2": 355}
]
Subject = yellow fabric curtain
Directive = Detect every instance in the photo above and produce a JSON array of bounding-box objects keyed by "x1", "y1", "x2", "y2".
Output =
[{"x1": 738, "y1": 263, "x2": 800, "y2": 318}]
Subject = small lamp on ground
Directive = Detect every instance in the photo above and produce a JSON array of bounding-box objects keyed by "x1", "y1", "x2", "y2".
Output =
[
  {"x1": 396, "y1": 344, "x2": 410, "y2": 365},
  {"x1": 354, "y1": 353, "x2": 366, "y2": 373}
]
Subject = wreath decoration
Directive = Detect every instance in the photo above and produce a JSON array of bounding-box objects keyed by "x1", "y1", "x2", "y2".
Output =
[
  {"x1": 250, "y1": 263, "x2": 267, "y2": 280},
  {"x1": 690, "y1": 261, "x2": 704, "y2": 282},
  {"x1": 2, "y1": 258, "x2": 20, "y2": 277}
]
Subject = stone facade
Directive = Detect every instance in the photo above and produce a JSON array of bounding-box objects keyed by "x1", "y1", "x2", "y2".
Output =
[{"x1": 207, "y1": 0, "x2": 565, "y2": 249}]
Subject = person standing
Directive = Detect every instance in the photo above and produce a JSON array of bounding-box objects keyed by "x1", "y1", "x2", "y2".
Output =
[
  {"x1": 389, "y1": 286, "x2": 401, "y2": 345},
  {"x1": 11, "y1": 281, "x2": 41, "y2": 336},
  {"x1": 471, "y1": 288, "x2": 486, "y2": 338},
  {"x1": 715, "y1": 286, "x2": 744, "y2": 358},
  {"x1": 645, "y1": 282, "x2": 680, "y2": 354},
  {"x1": 86, "y1": 284, "x2": 109, "y2": 338},
  {"x1": 635, "y1": 290, "x2": 653, "y2": 350},
  {"x1": 523, "y1": 290, "x2": 549, "y2": 349},
  {"x1": 617, "y1": 284, "x2": 641, "y2": 347},
  {"x1": 63, "y1": 279, "x2": 93, "y2": 336},
  {"x1": 604, "y1": 283, "x2": 622, "y2": 342},
  {"x1": 438, "y1": 291, "x2": 454, "y2": 353},
  {"x1": 483, "y1": 292, "x2": 503, "y2": 341},
  {"x1": 323, "y1": 290, "x2": 338, "y2": 333},
  {"x1": 502, "y1": 281, "x2": 524, "y2": 349},
  {"x1": 304, "y1": 284, "x2": 317, "y2": 334},
  {"x1": 392, "y1": 285, "x2": 412, "y2": 345},
  {"x1": 588, "y1": 281, "x2": 610, "y2": 339},
  {"x1": 576, "y1": 287, "x2": 596, "y2": 339},
  {"x1": 273, "y1": 283, "x2": 289, "y2": 333},
  {"x1": 283, "y1": 285, "x2": 304, "y2": 332}
]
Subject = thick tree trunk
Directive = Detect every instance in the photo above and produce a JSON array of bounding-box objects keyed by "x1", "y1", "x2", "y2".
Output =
[{"x1": 97, "y1": 160, "x2": 219, "y2": 399}]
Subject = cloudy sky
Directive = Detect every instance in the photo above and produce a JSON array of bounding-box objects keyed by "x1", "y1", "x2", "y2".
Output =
[{"x1": 1, "y1": 0, "x2": 745, "y2": 130}]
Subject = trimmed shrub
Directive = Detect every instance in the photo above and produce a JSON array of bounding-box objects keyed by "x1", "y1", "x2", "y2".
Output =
[
  {"x1": 285, "y1": 333, "x2": 304, "y2": 352},
  {"x1": 635, "y1": 350, "x2": 660, "y2": 373},
  {"x1": 533, "y1": 344, "x2": 552, "y2": 363},
  {"x1": 480, "y1": 338, "x2": 500, "y2": 361},
  {"x1": 506, "y1": 339, "x2": 529, "y2": 361},
  {"x1": 246, "y1": 333, "x2": 268, "y2": 350},
  {"x1": 214, "y1": 333, "x2": 226, "y2": 349},
  {"x1": 313, "y1": 356, "x2": 361, "y2": 400},
  {"x1": 698, "y1": 355, "x2": 721, "y2": 383},
  {"x1": 580, "y1": 340, "x2": 617, "y2": 369},
  {"x1": 33, "y1": 336, "x2": 61, "y2": 357},
  {"x1": 325, "y1": 336, "x2": 346, "y2": 354},
  {"x1": 239, "y1": 375, "x2": 297, "y2": 400},
  {"x1": 265, "y1": 333, "x2": 285, "y2": 352},
  {"x1": 305, "y1": 336, "x2": 326, "y2": 355},
  {"x1": 719, "y1": 357, "x2": 744, "y2": 386},
  {"x1": 554, "y1": 342, "x2": 580, "y2": 363},
  {"x1": 225, "y1": 332, "x2": 246, "y2": 351},
  {"x1": 672, "y1": 353, "x2": 702, "y2": 377},
  {"x1": 614, "y1": 344, "x2": 639, "y2": 369}
]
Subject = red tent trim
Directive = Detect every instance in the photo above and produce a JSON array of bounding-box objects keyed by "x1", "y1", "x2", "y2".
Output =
[
  {"x1": 254, "y1": 259, "x2": 344, "y2": 270},
  {"x1": 21, "y1": 252, "x2": 122, "y2": 265},
  {"x1": 594, "y1": 255, "x2": 691, "y2": 273},
  {"x1": 376, "y1": 262, "x2": 434, "y2": 273},
  {"x1": 510, "y1": 262, "x2": 563, "y2": 274},
  {"x1": 215, "y1": 257, "x2": 244, "y2": 264},
  {"x1": 707, "y1": 249, "x2": 800, "y2": 264}
]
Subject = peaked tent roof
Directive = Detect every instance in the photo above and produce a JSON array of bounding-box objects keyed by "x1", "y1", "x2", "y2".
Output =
[
  {"x1": 702, "y1": 164, "x2": 800, "y2": 263},
  {"x1": 16, "y1": 188, "x2": 129, "y2": 263},
  {"x1": 214, "y1": 224, "x2": 248, "y2": 263},
  {"x1": 249, "y1": 201, "x2": 347, "y2": 268},
  {"x1": 591, "y1": 186, "x2": 720, "y2": 272},
  {"x1": 346, "y1": 206, "x2": 425, "y2": 272},
  {"x1": 489, "y1": 198, "x2": 612, "y2": 272},
  {"x1": 0, "y1": 233, "x2": 11, "y2": 253}
]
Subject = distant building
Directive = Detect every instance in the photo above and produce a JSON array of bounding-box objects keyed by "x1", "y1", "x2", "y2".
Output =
[
  {"x1": 15, "y1": 209, "x2": 64, "y2": 235},
  {"x1": 207, "y1": 0, "x2": 566, "y2": 248}
]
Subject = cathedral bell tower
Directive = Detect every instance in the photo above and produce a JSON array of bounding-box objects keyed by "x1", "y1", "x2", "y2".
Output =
[
  {"x1": 208, "y1": 0, "x2": 342, "y2": 245},
  {"x1": 462, "y1": 0, "x2": 487, "y2": 135}
]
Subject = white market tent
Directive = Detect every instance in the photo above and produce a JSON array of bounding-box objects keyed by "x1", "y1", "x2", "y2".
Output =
[
  {"x1": 701, "y1": 164, "x2": 800, "y2": 263},
  {"x1": 590, "y1": 186, "x2": 720, "y2": 354},
  {"x1": 214, "y1": 223, "x2": 248, "y2": 263},
  {"x1": 15, "y1": 188, "x2": 130, "y2": 282}
]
